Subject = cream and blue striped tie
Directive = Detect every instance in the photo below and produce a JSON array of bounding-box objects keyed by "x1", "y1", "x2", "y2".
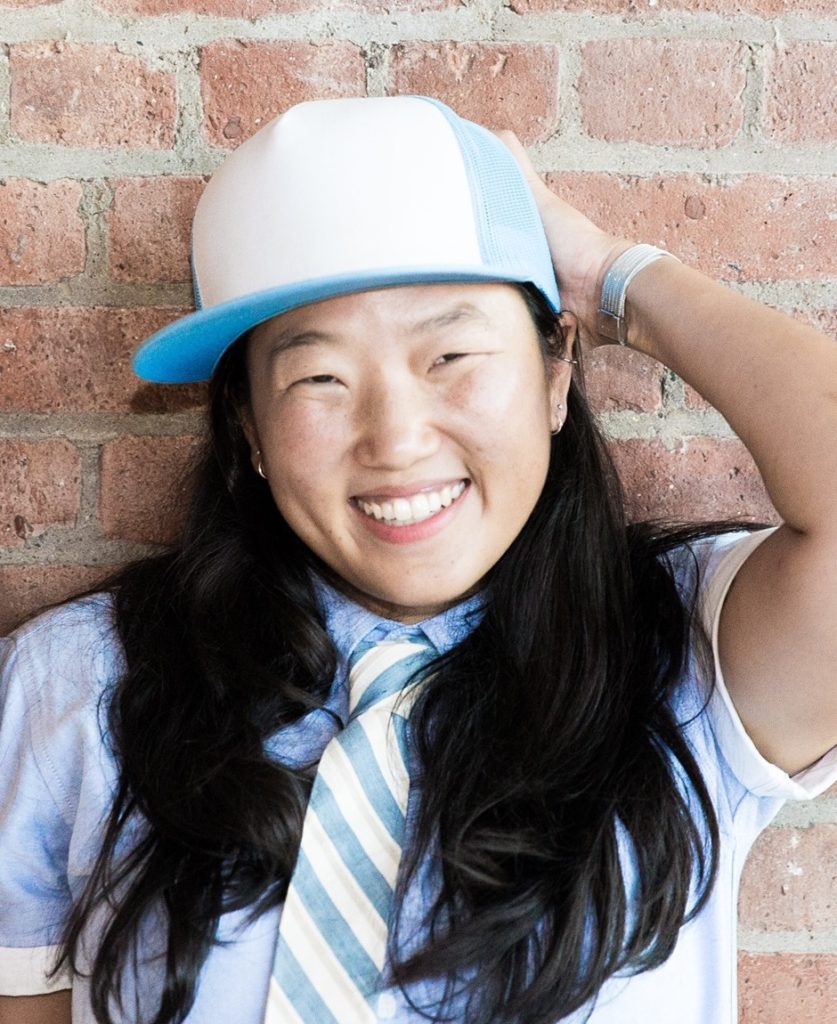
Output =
[{"x1": 264, "y1": 634, "x2": 437, "y2": 1023}]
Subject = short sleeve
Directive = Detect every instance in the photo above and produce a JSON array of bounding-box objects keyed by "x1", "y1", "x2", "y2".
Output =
[
  {"x1": 696, "y1": 528, "x2": 837, "y2": 801},
  {"x1": 0, "y1": 596, "x2": 121, "y2": 995}
]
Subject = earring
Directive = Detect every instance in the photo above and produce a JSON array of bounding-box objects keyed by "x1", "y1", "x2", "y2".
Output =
[
  {"x1": 551, "y1": 403, "x2": 564, "y2": 436},
  {"x1": 255, "y1": 449, "x2": 267, "y2": 480}
]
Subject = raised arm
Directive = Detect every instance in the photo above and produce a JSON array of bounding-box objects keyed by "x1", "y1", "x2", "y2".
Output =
[{"x1": 498, "y1": 130, "x2": 837, "y2": 776}]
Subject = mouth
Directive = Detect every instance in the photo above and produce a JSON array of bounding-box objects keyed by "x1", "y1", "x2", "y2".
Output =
[{"x1": 352, "y1": 480, "x2": 469, "y2": 527}]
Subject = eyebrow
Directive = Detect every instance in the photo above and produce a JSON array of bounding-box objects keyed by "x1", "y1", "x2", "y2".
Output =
[
  {"x1": 267, "y1": 302, "x2": 490, "y2": 360},
  {"x1": 407, "y1": 303, "x2": 490, "y2": 335}
]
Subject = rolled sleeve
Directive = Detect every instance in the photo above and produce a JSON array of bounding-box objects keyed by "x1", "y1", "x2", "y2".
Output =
[{"x1": 699, "y1": 529, "x2": 837, "y2": 801}]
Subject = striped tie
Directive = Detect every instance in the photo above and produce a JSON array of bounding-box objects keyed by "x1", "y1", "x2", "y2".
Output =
[{"x1": 264, "y1": 635, "x2": 437, "y2": 1024}]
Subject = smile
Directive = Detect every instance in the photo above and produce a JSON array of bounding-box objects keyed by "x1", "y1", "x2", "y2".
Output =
[{"x1": 355, "y1": 481, "x2": 468, "y2": 527}]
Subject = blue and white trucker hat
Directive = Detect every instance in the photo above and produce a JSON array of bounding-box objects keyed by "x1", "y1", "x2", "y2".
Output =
[{"x1": 132, "y1": 95, "x2": 561, "y2": 384}]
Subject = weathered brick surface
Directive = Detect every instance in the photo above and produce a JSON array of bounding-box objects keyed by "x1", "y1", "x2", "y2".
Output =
[
  {"x1": 765, "y1": 43, "x2": 837, "y2": 144},
  {"x1": 739, "y1": 953, "x2": 837, "y2": 1023},
  {"x1": 611, "y1": 437, "x2": 778, "y2": 523},
  {"x1": 1, "y1": 0, "x2": 62, "y2": 6},
  {"x1": 0, "y1": 179, "x2": 85, "y2": 286},
  {"x1": 0, "y1": 307, "x2": 204, "y2": 413},
  {"x1": 546, "y1": 172, "x2": 836, "y2": 281},
  {"x1": 739, "y1": 825, "x2": 837, "y2": 932},
  {"x1": 97, "y1": 0, "x2": 288, "y2": 11},
  {"x1": 10, "y1": 43, "x2": 177, "y2": 149},
  {"x1": 200, "y1": 41, "x2": 366, "y2": 148},
  {"x1": 100, "y1": 435, "x2": 203, "y2": 544},
  {"x1": 510, "y1": 0, "x2": 837, "y2": 11},
  {"x1": 0, "y1": 441, "x2": 81, "y2": 548},
  {"x1": 98, "y1": 0, "x2": 454, "y2": 12},
  {"x1": 108, "y1": 177, "x2": 206, "y2": 284},
  {"x1": 387, "y1": 42, "x2": 560, "y2": 144},
  {"x1": 0, "y1": 564, "x2": 113, "y2": 635},
  {"x1": 579, "y1": 40, "x2": 746, "y2": 148},
  {"x1": 792, "y1": 307, "x2": 837, "y2": 338},
  {"x1": 585, "y1": 346, "x2": 664, "y2": 413}
]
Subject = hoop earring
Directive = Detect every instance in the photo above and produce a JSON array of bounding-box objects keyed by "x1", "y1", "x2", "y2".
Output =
[
  {"x1": 255, "y1": 449, "x2": 267, "y2": 480},
  {"x1": 550, "y1": 402, "x2": 565, "y2": 436}
]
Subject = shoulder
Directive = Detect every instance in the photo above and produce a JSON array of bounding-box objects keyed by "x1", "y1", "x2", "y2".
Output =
[
  {"x1": 1, "y1": 593, "x2": 124, "y2": 823},
  {"x1": 3, "y1": 591, "x2": 122, "y2": 695},
  {"x1": 663, "y1": 528, "x2": 837, "y2": 809}
]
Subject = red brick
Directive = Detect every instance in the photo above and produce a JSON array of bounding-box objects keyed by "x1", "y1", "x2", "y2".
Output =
[
  {"x1": 97, "y1": 0, "x2": 284, "y2": 10},
  {"x1": 98, "y1": 0, "x2": 452, "y2": 11},
  {"x1": 0, "y1": 441, "x2": 81, "y2": 548},
  {"x1": 387, "y1": 42, "x2": 560, "y2": 145},
  {"x1": 610, "y1": 437, "x2": 777, "y2": 524},
  {"x1": 584, "y1": 346, "x2": 663, "y2": 414},
  {"x1": 0, "y1": 307, "x2": 204, "y2": 413},
  {"x1": 510, "y1": 0, "x2": 837, "y2": 11},
  {"x1": 739, "y1": 953, "x2": 837, "y2": 1024},
  {"x1": 200, "y1": 41, "x2": 365, "y2": 148},
  {"x1": 108, "y1": 177, "x2": 206, "y2": 284},
  {"x1": 765, "y1": 43, "x2": 837, "y2": 144},
  {"x1": 0, "y1": 179, "x2": 85, "y2": 286},
  {"x1": 579, "y1": 40, "x2": 746, "y2": 147},
  {"x1": 0, "y1": 564, "x2": 114, "y2": 635},
  {"x1": 739, "y1": 824, "x2": 837, "y2": 932},
  {"x1": 683, "y1": 384, "x2": 712, "y2": 412},
  {"x1": 546, "y1": 172, "x2": 836, "y2": 281},
  {"x1": 10, "y1": 42, "x2": 176, "y2": 149},
  {"x1": 100, "y1": 435, "x2": 203, "y2": 544}
]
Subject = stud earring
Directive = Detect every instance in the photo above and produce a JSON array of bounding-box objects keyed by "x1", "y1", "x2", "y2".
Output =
[
  {"x1": 551, "y1": 403, "x2": 565, "y2": 436},
  {"x1": 255, "y1": 449, "x2": 267, "y2": 480}
]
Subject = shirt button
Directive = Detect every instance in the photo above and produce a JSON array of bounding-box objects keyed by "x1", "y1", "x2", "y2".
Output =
[{"x1": 376, "y1": 992, "x2": 398, "y2": 1019}]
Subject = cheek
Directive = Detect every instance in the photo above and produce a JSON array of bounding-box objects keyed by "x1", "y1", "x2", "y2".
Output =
[
  {"x1": 447, "y1": 362, "x2": 551, "y2": 456},
  {"x1": 257, "y1": 404, "x2": 349, "y2": 521}
]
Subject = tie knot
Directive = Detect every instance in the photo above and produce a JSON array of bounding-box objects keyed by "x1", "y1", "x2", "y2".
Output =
[{"x1": 347, "y1": 636, "x2": 437, "y2": 723}]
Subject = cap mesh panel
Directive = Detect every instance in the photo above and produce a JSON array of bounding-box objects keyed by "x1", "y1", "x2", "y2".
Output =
[{"x1": 419, "y1": 97, "x2": 560, "y2": 311}]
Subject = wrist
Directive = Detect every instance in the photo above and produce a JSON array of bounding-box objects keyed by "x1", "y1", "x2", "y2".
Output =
[{"x1": 596, "y1": 244, "x2": 681, "y2": 347}]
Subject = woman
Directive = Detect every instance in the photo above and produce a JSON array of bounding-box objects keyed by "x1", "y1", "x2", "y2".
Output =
[{"x1": 0, "y1": 95, "x2": 835, "y2": 1024}]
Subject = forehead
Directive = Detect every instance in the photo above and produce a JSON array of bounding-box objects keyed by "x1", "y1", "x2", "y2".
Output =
[{"x1": 247, "y1": 281, "x2": 533, "y2": 353}]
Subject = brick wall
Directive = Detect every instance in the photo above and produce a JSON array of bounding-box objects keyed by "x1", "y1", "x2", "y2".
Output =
[{"x1": 0, "y1": 1, "x2": 835, "y2": 1018}]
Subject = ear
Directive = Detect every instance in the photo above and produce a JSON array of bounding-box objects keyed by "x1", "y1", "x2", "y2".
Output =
[
  {"x1": 238, "y1": 402, "x2": 263, "y2": 476},
  {"x1": 547, "y1": 311, "x2": 578, "y2": 432}
]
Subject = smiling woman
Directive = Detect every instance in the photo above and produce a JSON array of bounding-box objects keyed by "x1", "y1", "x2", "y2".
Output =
[
  {"x1": 242, "y1": 284, "x2": 567, "y2": 622},
  {"x1": 1, "y1": 96, "x2": 836, "y2": 1024}
]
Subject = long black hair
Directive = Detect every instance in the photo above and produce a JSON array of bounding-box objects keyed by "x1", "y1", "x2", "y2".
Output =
[{"x1": 54, "y1": 285, "x2": 744, "y2": 1023}]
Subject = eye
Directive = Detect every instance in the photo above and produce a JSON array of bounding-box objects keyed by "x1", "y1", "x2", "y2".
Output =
[
  {"x1": 431, "y1": 352, "x2": 467, "y2": 368},
  {"x1": 297, "y1": 374, "x2": 341, "y2": 385}
]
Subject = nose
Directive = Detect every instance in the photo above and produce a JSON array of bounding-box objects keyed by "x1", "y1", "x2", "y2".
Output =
[{"x1": 353, "y1": 373, "x2": 440, "y2": 470}]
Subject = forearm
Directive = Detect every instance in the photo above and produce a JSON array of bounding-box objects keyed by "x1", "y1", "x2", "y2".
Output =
[
  {"x1": 0, "y1": 992, "x2": 71, "y2": 1024},
  {"x1": 621, "y1": 256, "x2": 837, "y2": 535}
]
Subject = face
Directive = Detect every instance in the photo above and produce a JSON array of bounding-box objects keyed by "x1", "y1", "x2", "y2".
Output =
[{"x1": 243, "y1": 282, "x2": 572, "y2": 623}]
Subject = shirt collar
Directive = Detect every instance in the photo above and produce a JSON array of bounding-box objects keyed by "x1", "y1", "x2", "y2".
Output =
[{"x1": 313, "y1": 574, "x2": 485, "y2": 662}]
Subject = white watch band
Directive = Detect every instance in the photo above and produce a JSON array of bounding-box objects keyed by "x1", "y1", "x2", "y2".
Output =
[{"x1": 598, "y1": 244, "x2": 680, "y2": 346}]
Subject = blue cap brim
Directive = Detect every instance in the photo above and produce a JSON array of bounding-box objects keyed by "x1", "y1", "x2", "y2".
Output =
[{"x1": 132, "y1": 266, "x2": 560, "y2": 384}]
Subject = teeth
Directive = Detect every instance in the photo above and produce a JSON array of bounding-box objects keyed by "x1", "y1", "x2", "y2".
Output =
[{"x1": 357, "y1": 481, "x2": 466, "y2": 526}]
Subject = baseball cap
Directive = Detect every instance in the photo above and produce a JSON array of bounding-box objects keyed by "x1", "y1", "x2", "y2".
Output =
[{"x1": 132, "y1": 95, "x2": 560, "y2": 384}]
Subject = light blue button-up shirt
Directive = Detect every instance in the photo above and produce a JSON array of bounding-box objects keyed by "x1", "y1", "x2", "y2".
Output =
[{"x1": 1, "y1": 530, "x2": 834, "y2": 1023}]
